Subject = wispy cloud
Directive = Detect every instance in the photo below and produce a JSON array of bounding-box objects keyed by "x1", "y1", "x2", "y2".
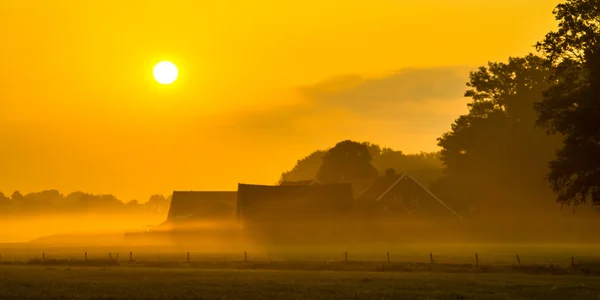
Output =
[{"x1": 221, "y1": 66, "x2": 471, "y2": 152}]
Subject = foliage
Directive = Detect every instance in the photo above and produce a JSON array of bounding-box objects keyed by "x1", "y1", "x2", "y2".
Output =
[
  {"x1": 0, "y1": 190, "x2": 171, "y2": 216},
  {"x1": 280, "y1": 141, "x2": 443, "y2": 187},
  {"x1": 278, "y1": 150, "x2": 326, "y2": 184},
  {"x1": 535, "y1": 0, "x2": 600, "y2": 207},
  {"x1": 436, "y1": 54, "x2": 562, "y2": 210},
  {"x1": 316, "y1": 140, "x2": 379, "y2": 184}
]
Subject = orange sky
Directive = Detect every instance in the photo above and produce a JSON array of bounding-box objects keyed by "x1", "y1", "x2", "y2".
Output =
[{"x1": 0, "y1": 0, "x2": 559, "y2": 201}]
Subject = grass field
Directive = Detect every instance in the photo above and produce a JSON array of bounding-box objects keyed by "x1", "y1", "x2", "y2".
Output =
[
  {"x1": 0, "y1": 265, "x2": 599, "y2": 299},
  {"x1": 2, "y1": 244, "x2": 600, "y2": 299}
]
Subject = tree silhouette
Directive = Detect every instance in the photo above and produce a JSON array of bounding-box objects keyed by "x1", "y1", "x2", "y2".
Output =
[
  {"x1": 316, "y1": 140, "x2": 378, "y2": 184},
  {"x1": 437, "y1": 55, "x2": 562, "y2": 210},
  {"x1": 0, "y1": 192, "x2": 11, "y2": 211},
  {"x1": 535, "y1": 0, "x2": 600, "y2": 207},
  {"x1": 278, "y1": 150, "x2": 326, "y2": 184},
  {"x1": 280, "y1": 142, "x2": 443, "y2": 187},
  {"x1": 146, "y1": 194, "x2": 170, "y2": 213}
]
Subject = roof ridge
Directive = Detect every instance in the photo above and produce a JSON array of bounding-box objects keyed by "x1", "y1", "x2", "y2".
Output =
[
  {"x1": 404, "y1": 174, "x2": 464, "y2": 219},
  {"x1": 375, "y1": 173, "x2": 407, "y2": 202},
  {"x1": 354, "y1": 183, "x2": 374, "y2": 200}
]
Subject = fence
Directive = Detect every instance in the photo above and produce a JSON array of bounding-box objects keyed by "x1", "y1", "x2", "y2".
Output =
[{"x1": 2, "y1": 249, "x2": 597, "y2": 274}]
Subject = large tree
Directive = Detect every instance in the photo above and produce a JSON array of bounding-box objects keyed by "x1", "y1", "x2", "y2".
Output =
[
  {"x1": 278, "y1": 150, "x2": 326, "y2": 184},
  {"x1": 280, "y1": 141, "x2": 443, "y2": 186},
  {"x1": 316, "y1": 140, "x2": 378, "y2": 184},
  {"x1": 535, "y1": 0, "x2": 600, "y2": 207},
  {"x1": 437, "y1": 55, "x2": 562, "y2": 210}
]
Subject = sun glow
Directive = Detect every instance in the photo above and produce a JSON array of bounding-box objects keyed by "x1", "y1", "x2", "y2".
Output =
[{"x1": 153, "y1": 61, "x2": 179, "y2": 85}]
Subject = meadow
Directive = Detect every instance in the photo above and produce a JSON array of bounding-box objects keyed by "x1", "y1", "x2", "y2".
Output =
[
  {"x1": 0, "y1": 264, "x2": 599, "y2": 300},
  {"x1": 0, "y1": 243, "x2": 599, "y2": 299}
]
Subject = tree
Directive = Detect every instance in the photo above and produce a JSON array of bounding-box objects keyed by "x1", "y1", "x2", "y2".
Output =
[
  {"x1": 11, "y1": 191, "x2": 23, "y2": 202},
  {"x1": 0, "y1": 192, "x2": 11, "y2": 212},
  {"x1": 316, "y1": 140, "x2": 378, "y2": 184},
  {"x1": 535, "y1": 0, "x2": 600, "y2": 207},
  {"x1": 146, "y1": 194, "x2": 169, "y2": 214},
  {"x1": 278, "y1": 150, "x2": 326, "y2": 184},
  {"x1": 280, "y1": 142, "x2": 443, "y2": 187},
  {"x1": 437, "y1": 55, "x2": 562, "y2": 210}
]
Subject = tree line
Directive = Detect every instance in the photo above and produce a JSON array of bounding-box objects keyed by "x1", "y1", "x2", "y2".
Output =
[
  {"x1": 0, "y1": 191, "x2": 170, "y2": 216},
  {"x1": 280, "y1": 0, "x2": 600, "y2": 216}
]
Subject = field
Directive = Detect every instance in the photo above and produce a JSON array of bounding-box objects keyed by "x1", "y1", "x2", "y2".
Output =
[
  {"x1": 1, "y1": 243, "x2": 600, "y2": 299},
  {"x1": 1, "y1": 264, "x2": 600, "y2": 300}
]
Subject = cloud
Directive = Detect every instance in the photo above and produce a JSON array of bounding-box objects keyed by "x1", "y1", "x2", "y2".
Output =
[
  {"x1": 300, "y1": 67, "x2": 469, "y2": 115},
  {"x1": 221, "y1": 66, "x2": 471, "y2": 152}
]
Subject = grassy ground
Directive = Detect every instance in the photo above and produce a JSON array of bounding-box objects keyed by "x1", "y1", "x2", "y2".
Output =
[{"x1": 0, "y1": 265, "x2": 599, "y2": 299}]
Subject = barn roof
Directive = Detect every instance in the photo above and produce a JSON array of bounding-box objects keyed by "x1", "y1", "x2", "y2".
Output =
[
  {"x1": 166, "y1": 191, "x2": 237, "y2": 222},
  {"x1": 236, "y1": 183, "x2": 354, "y2": 221},
  {"x1": 279, "y1": 180, "x2": 317, "y2": 186},
  {"x1": 355, "y1": 173, "x2": 462, "y2": 219}
]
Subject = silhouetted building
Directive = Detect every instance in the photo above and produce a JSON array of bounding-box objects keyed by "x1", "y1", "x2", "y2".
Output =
[
  {"x1": 125, "y1": 191, "x2": 241, "y2": 247},
  {"x1": 236, "y1": 183, "x2": 354, "y2": 245},
  {"x1": 166, "y1": 191, "x2": 237, "y2": 223},
  {"x1": 279, "y1": 180, "x2": 317, "y2": 186},
  {"x1": 355, "y1": 171, "x2": 462, "y2": 219}
]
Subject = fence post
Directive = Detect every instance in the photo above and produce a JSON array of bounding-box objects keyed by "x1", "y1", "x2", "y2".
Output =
[
  {"x1": 129, "y1": 251, "x2": 133, "y2": 263},
  {"x1": 85, "y1": 251, "x2": 87, "y2": 261},
  {"x1": 516, "y1": 255, "x2": 521, "y2": 268},
  {"x1": 475, "y1": 253, "x2": 479, "y2": 269},
  {"x1": 42, "y1": 252, "x2": 45, "y2": 262},
  {"x1": 430, "y1": 253, "x2": 433, "y2": 264},
  {"x1": 116, "y1": 253, "x2": 119, "y2": 260},
  {"x1": 571, "y1": 256, "x2": 575, "y2": 269},
  {"x1": 109, "y1": 252, "x2": 112, "y2": 260},
  {"x1": 387, "y1": 252, "x2": 390, "y2": 263},
  {"x1": 244, "y1": 251, "x2": 247, "y2": 262},
  {"x1": 187, "y1": 252, "x2": 190, "y2": 262}
]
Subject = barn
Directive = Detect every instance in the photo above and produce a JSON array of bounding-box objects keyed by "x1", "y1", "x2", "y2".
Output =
[
  {"x1": 125, "y1": 191, "x2": 241, "y2": 247},
  {"x1": 166, "y1": 191, "x2": 237, "y2": 223},
  {"x1": 236, "y1": 183, "x2": 354, "y2": 245},
  {"x1": 352, "y1": 169, "x2": 463, "y2": 243},
  {"x1": 355, "y1": 170, "x2": 461, "y2": 219}
]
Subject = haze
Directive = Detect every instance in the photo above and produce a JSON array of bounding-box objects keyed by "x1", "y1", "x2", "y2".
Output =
[{"x1": 1, "y1": 0, "x2": 558, "y2": 201}]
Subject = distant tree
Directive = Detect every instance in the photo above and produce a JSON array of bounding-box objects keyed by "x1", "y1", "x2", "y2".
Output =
[
  {"x1": 29, "y1": 190, "x2": 62, "y2": 210},
  {"x1": 371, "y1": 150, "x2": 443, "y2": 186},
  {"x1": 534, "y1": 0, "x2": 600, "y2": 207},
  {"x1": 437, "y1": 54, "x2": 562, "y2": 210},
  {"x1": 11, "y1": 191, "x2": 23, "y2": 202},
  {"x1": 385, "y1": 168, "x2": 397, "y2": 178},
  {"x1": 0, "y1": 192, "x2": 11, "y2": 212},
  {"x1": 278, "y1": 150, "x2": 326, "y2": 184},
  {"x1": 72, "y1": 193, "x2": 122, "y2": 212},
  {"x1": 145, "y1": 194, "x2": 169, "y2": 214},
  {"x1": 280, "y1": 142, "x2": 443, "y2": 187},
  {"x1": 10, "y1": 191, "x2": 24, "y2": 212},
  {"x1": 316, "y1": 140, "x2": 378, "y2": 184}
]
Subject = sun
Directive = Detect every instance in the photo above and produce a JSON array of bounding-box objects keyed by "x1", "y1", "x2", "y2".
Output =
[{"x1": 152, "y1": 61, "x2": 178, "y2": 85}]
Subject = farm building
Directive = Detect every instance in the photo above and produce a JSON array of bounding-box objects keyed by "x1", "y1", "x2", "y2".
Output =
[
  {"x1": 351, "y1": 169, "x2": 463, "y2": 243},
  {"x1": 125, "y1": 173, "x2": 462, "y2": 246},
  {"x1": 236, "y1": 183, "x2": 354, "y2": 223},
  {"x1": 355, "y1": 169, "x2": 462, "y2": 219},
  {"x1": 236, "y1": 183, "x2": 355, "y2": 245},
  {"x1": 124, "y1": 191, "x2": 241, "y2": 247},
  {"x1": 166, "y1": 191, "x2": 238, "y2": 223},
  {"x1": 158, "y1": 191, "x2": 240, "y2": 243}
]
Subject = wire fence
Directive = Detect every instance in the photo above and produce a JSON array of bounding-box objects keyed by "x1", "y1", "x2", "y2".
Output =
[{"x1": 2, "y1": 249, "x2": 599, "y2": 275}]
